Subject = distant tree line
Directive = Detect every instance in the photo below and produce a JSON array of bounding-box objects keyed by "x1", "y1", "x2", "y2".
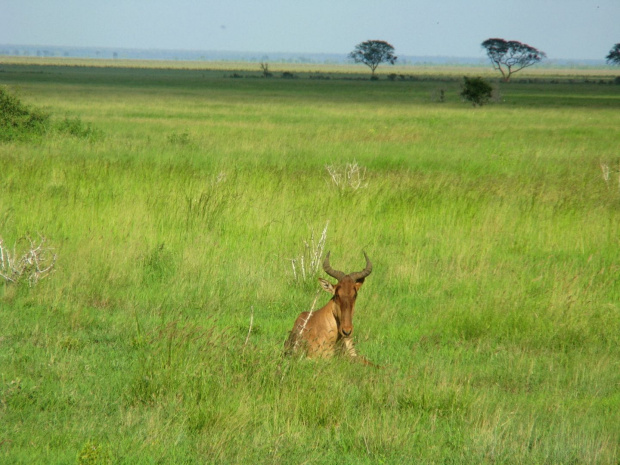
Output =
[{"x1": 348, "y1": 39, "x2": 620, "y2": 80}]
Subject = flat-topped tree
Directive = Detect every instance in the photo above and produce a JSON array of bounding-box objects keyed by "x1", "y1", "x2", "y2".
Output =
[
  {"x1": 606, "y1": 43, "x2": 620, "y2": 65},
  {"x1": 349, "y1": 40, "x2": 397, "y2": 78},
  {"x1": 482, "y1": 38, "x2": 546, "y2": 82}
]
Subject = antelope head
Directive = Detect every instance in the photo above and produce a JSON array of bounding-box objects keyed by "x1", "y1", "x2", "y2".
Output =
[{"x1": 320, "y1": 251, "x2": 372, "y2": 338}]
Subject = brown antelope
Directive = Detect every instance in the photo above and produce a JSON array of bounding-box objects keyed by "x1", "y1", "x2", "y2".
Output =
[{"x1": 285, "y1": 252, "x2": 373, "y2": 363}]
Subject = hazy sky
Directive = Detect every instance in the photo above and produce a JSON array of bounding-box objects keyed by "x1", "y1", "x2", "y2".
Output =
[{"x1": 1, "y1": 0, "x2": 618, "y2": 60}]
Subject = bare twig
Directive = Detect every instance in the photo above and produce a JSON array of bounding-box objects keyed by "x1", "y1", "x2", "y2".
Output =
[
  {"x1": 243, "y1": 306, "x2": 254, "y2": 350},
  {"x1": 600, "y1": 160, "x2": 620, "y2": 192},
  {"x1": 259, "y1": 61, "x2": 272, "y2": 78},
  {"x1": 601, "y1": 162, "x2": 610, "y2": 188}
]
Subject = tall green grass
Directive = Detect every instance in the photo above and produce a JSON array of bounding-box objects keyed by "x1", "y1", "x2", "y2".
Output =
[{"x1": 0, "y1": 64, "x2": 619, "y2": 463}]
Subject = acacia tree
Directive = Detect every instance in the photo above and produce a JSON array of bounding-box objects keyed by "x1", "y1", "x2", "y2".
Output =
[
  {"x1": 481, "y1": 38, "x2": 546, "y2": 82},
  {"x1": 606, "y1": 43, "x2": 620, "y2": 65},
  {"x1": 349, "y1": 40, "x2": 397, "y2": 77}
]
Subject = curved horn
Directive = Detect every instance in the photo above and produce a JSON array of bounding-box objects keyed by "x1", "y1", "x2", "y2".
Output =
[
  {"x1": 322, "y1": 251, "x2": 345, "y2": 280},
  {"x1": 348, "y1": 251, "x2": 373, "y2": 282}
]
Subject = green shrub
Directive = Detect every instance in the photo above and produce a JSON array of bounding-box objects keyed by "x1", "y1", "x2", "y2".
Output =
[
  {"x1": 0, "y1": 86, "x2": 50, "y2": 141},
  {"x1": 55, "y1": 116, "x2": 101, "y2": 140},
  {"x1": 167, "y1": 131, "x2": 193, "y2": 146},
  {"x1": 460, "y1": 76, "x2": 493, "y2": 107},
  {"x1": 0, "y1": 87, "x2": 101, "y2": 141}
]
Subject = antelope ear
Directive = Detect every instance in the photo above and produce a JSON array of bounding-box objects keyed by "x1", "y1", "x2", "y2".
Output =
[
  {"x1": 319, "y1": 278, "x2": 335, "y2": 294},
  {"x1": 354, "y1": 279, "x2": 365, "y2": 291}
]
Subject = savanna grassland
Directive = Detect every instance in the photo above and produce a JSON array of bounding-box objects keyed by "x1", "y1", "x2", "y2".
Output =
[{"x1": 0, "y1": 61, "x2": 619, "y2": 464}]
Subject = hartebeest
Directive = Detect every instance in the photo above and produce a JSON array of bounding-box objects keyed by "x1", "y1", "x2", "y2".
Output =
[{"x1": 285, "y1": 251, "x2": 373, "y2": 362}]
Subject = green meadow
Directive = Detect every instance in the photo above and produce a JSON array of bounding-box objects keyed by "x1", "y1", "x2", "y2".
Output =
[{"x1": 1, "y1": 62, "x2": 619, "y2": 464}]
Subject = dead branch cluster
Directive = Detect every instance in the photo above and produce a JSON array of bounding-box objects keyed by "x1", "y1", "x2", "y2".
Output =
[
  {"x1": 0, "y1": 235, "x2": 56, "y2": 286},
  {"x1": 325, "y1": 161, "x2": 368, "y2": 191}
]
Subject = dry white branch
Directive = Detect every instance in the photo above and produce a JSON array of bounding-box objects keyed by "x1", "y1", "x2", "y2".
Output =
[
  {"x1": 325, "y1": 161, "x2": 368, "y2": 191},
  {"x1": 0, "y1": 235, "x2": 56, "y2": 286},
  {"x1": 243, "y1": 306, "x2": 254, "y2": 351},
  {"x1": 289, "y1": 221, "x2": 329, "y2": 283},
  {"x1": 600, "y1": 160, "x2": 620, "y2": 192}
]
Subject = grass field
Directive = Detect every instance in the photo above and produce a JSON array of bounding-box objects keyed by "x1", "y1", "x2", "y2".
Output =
[{"x1": 1, "y1": 61, "x2": 619, "y2": 464}]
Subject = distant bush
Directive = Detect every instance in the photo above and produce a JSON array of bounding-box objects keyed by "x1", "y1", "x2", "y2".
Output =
[
  {"x1": 0, "y1": 86, "x2": 50, "y2": 141},
  {"x1": 430, "y1": 88, "x2": 446, "y2": 103},
  {"x1": 55, "y1": 116, "x2": 101, "y2": 140},
  {"x1": 614, "y1": 76, "x2": 620, "y2": 85},
  {"x1": 460, "y1": 76, "x2": 493, "y2": 107},
  {"x1": 281, "y1": 71, "x2": 296, "y2": 79},
  {"x1": 167, "y1": 131, "x2": 193, "y2": 146},
  {"x1": 387, "y1": 73, "x2": 409, "y2": 81}
]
